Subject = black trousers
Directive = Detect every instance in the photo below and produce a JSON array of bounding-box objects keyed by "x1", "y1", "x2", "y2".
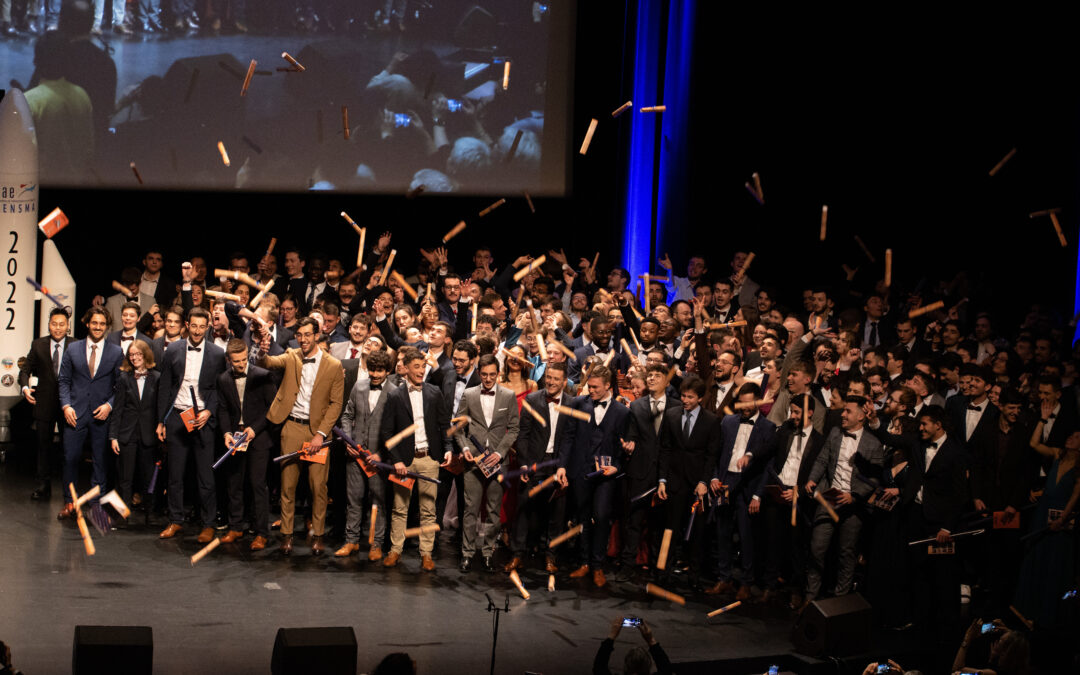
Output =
[
  {"x1": 223, "y1": 439, "x2": 270, "y2": 537},
  {"x1": 34, "y1": 414, "x2": 61, "y2": 484},
  {"x1": 619, "y1": 484, "x2": 663, "y2": 567},
  {"x1": 763, "y1": 492, "x2": 811, "y2": 592},
  {"x1": 511, "y1": 472, "x2": 565, "y2": 557},
  {"x1": 907, "y1": 506, "x2": 960, "y2": 641},
  {"x1": 117, "y1": 438, "x2": 155, "y2": 505},
  {"x1": 165, "y1": 414, "x2": 216, "y2": 526},
  {"x1": 570, "y1": 475, "x2": 617, "y2": 568}
]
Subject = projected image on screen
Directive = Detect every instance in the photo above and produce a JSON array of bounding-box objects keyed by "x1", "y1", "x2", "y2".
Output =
[{"x1": 5, "y1": 1, "x2": 561, "y2": 194}]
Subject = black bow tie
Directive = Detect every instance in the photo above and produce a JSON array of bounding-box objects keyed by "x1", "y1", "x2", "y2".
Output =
[
  {"x1": 231, "y1": 371, "x2": 246, "y2": 379},
  {"x1": 967, "y1": 404, "x2": 982, "y2": 411},
  {"x1": 594, "y1": 399, "x2": 609, "y2": 409},
  {"x1": 547, "y1": 394, "x2": 560, "y2": 404},
  {"x1": 457, "y1": 376, "x2": 468, "y2": 383},
  {"x1": 740, "y1": 417, "x2": 755, "y2": 425},
  {"x1": 843, "y1": 431, "x2": 857, "y2": 440},
  {"x1": 302, "y1": 358, "x2": 316, "y2": 364},
  {"x1": 370, "y1": 384, "x2": 382, "y2": 390},
  {"x1": 595, "y1": 346, "x2": 609, "y2": 354},
  {"x1": 927, "y1": 441, "x2": 938, "y2": 449},
  {"x1": 121, "y1": 335, "x2": 134, "y2": 342},
  {"x1": 481, "y1": 389, "x2": 495, "y2": 396},
  {"x1": 188, "y1": 346, "x2": 201, "y2": 352}
]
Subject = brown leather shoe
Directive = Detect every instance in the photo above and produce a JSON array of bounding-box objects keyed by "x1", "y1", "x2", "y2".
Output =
[
  {"x1": 706, "y1": 580, "x2": 736, "y2": 595},
  {"x1": 57, "y1": 503, "x2": 76, "y2": 520},
  {"x1": 368, "y1": 546, "x2": 383, "y2": 562},
  {"x1": 196, "y1": 527, "x2": 215, "y2": 544},
  {"x1": 221, "y1": 530, "x2": 243, "y2": 543},
  {"x1": 250, "y1": 536, "x2": 267, "y2": 551},
  {"x1": 281, "y1": 535, "x2": 293, "y2": 556},
  {"x1": 504, "y1": 556, "x2": 523, "y2": 572},
  {"x1": 335, "y1": 542, "x2": 359, "y2": 557},
  {"x1": 383, "y1": 550, "x2": 401, "y2": 567},
  {"x1": 159, "y1": 523, "x2": 183, "y2": 539},
  {"x1": 569, "y1": 564, "x2": 590, "y2": 578},
  {"x1": 545, "y1": 555, "x2": 558, "y2": 573},
  {"x1": 421, "y1": 554, "x2": 435, "y2": 571},
  {"x1": 735, "y1": 585, "x2": 752, "y2": 602},
  {"x1": 593, "y1": 569, "x2": 607, "y2": 588},
  {"x1": 311, "y1": 536, "x2": 325, "y2": 556}
]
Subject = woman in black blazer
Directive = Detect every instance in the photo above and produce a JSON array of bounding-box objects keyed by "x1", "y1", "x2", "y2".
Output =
[{"x1": 109, "y1": 340, "x2": 161, "y2": 506}]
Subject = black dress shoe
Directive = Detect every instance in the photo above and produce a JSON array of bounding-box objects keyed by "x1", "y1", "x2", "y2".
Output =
[
  {"x1": 31, "y1": 484, "x2": 51, "y2": 501},
  {"x1": 483, "y1": 556, "x2": 495, "y2": 572},
  {"x1": 459, "y1": 556, "x2": 472, "y2": 573},
  {"x1": 613, "y1": 568, "x2": 635, "y2": 584}
]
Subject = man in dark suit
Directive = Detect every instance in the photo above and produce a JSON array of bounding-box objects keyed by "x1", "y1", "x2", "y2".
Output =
[
  {"x1": 436, "y1": 339, "x2": 479, "y2": 530},
  {"x1": 902, "y1": 405, "x2": 969, "y2": 644},
  {"x1": 945, "y1": 365, "x2": 998, "y2": 502},
  {"x1": 616, "y1": 363, "x2": 682, "y2": 582},
  {"x1": 454, "y1": 354, "x2": 520, "y2": 572},
  {"x1": 556, "y1": 364, "x2": 631, "y2": 588},
  {"x1": 655, "y1": 375, "x2": 721, "y2": 588},
  {"x1": 106, "y1": 301, "x2": 152, "y2": 357},
  {"x1": 56, "y1": 307, "x2": 123, "y2": 518},
  {"x1": 19, "y1": 306, "x2": 73, "y2": 501},
  {"x1": 140, "y1": 248, "x2": 176, "y2": 309},
  {"x1": 569, "y1": 317, "x2": 630, "y2": 384},
  {"x1": 338, "y1": 350, "x2": 393, "y2": 561},
  {"x1": 707, "y1": 382, "x2": 776, "y2": 601},
  {"x1": 436, "y1": 273, "x2": 471, "y2": 326},
  {"x1": 216, "y1": 339, "x2": 276, "y2": 551},
  {"x1": 380, "y1": 346, "x2": 453, "y2": 570},
  {"x1": 760, "y1": 395, "x2": 824, "y2": 605},
  {"x1": 701, "y1": 349, "x2": 740, "y2": 415},
  {"x1": 804, "y1": 396, "x2": 885, "y2": 604},
  {"x1": 1036, "y1": 375, "x2": 1076, "y2": 450},
  {"x1": 156, "y1": 307, "x2": 226, "y2": 543},
  {"x1": 508, "y1": 362, "x2": 572, "y2": 574}
]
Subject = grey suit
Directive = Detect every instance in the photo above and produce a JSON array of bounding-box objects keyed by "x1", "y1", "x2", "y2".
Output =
[
  {"x1": 805, "y1": 426, "x2": 884, "y2": 599},
  {"x1": 455, "y1": 384, "x2": 520, "y2": 558},
  {"x1": 104, "y1": 290, "x2": 155, "y2": 331},
  {"x1": 341, "y1": 378, "x2": 390, "y2": 547}
]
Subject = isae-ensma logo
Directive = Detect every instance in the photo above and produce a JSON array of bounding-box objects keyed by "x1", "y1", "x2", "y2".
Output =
[{"x1": 0, "y1": 183, "x2": 37, "y2": 214}]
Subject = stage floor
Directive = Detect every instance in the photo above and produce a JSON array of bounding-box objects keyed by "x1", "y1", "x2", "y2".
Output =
[{"x1": 0, "y1": 462, "x2": 807, "y2": 674}]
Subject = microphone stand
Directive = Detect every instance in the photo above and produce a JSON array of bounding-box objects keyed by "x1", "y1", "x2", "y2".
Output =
[{"x1": 485, "y1": 592, "x2": 510, "y2": 675}]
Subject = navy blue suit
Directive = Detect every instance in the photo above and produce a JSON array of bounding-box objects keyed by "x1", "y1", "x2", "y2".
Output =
[
  {"x1": 712, "y1": 413, "x2": 776, "y2": 585},
  {"x1": 156, "y1": 338, "x2": 226, "y2": 526},
  {"x1": 557, "y1": 394, "x2": 630, "y2": 568},
  {"x1": 58, "y1": 339, "x2": 123, "y2": 503}
]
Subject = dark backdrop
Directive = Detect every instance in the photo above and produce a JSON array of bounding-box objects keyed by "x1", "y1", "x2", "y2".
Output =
[{"x1": 36, "y1": 5, "x2": 1080, "y2": 334}]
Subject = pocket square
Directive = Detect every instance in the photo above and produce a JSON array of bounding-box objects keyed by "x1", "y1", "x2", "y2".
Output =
[{"x1": 498, "y1": 407, "x2": 508, "y2": 412}]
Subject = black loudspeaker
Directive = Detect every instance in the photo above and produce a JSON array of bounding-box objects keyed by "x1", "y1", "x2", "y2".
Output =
[
  {"x1": 791, "y1": 593, "x2": 872, "y2": 657},
  {"x1": 271, "y1": 627, "x2": 357, "y2": 675},
  {"x1": 72, "y1": 625, "x2": 153, "y2": 675}
]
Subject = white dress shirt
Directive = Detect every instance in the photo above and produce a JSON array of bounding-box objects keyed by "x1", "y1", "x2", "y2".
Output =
[
  {"x1": 779, "y1": 424, "x2": 814, "y2": 487},
  {"x1": 368, "y1": 386, "x2": 382, "y2": 413},
  {"x1": 233, "y1": 371, "x2": 247, "y2": 425},
  {"x1": 965, "y1": 397, "x2": 988, "y2": 441},
  {"x1": 409, "y1": 384, "x2": 429, "y2": 451},
  {"x1": 118, "y1": 329, "x2": 137, "y2": 356},
  {"x1": 480, "y1": 386, "x2": 497, "y2": 426},
  {"x1": 289, "y1": 348, "x2": 322, "y2": 419},
  {"x1": 454, "y1": 368, "x2": 474, "y2": 413},
  {"x1": 86, "y1": 337, "x2": 105, "y2": 377},
  {"x1": 174, "y1": 339, "x2": 206, "y2": 409},
  {"x1": 916, "y1": 432, "x2": 947, "y2": 504},
  {"x1": 727, "y1": 413, "x2": 759, "y2": 472},
  {"x1": 1043, "y1": 403, "x2": 1061, "y2": 441},
  {"x1": 136, "y1": 371, "x2": 147, "y2": 399},
  {"x1": 833, "y1": 427, "x2": 862, "y2": 493},
  {"x1": 546, "y1": 396, "x2": 561, "y2": 454},
  {"x1": 593, "y1": 394, "x2": 613, "y2": 426},
  {"x1": 712, "y1": 381, "x2": 732, "y2": 411}
]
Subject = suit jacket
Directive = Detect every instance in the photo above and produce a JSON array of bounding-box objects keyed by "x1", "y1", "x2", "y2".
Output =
[
  {"x1": 702, "y1": 379, "x2": 738, "y2": 417},
  {"x1": 557, "y1": 395, "x2": 631, "y2": 479},
  {"x1": 58, "y1": 339, "x2": 124, "y2": 419},
  {"x1": 437, "y1": 299, "x2": 471, "y2": 329},
  {"x1": 626, "y1": 395, "x2": 683, "y2": 491},
  {"x1": 149, "y1": 273, "x2": 177, "y2": 309},
  {"x1": 763, "y1": 422, "x2": 825, "y2": 496},
  {"x1": 108, "y1": 369, "x2": 160, "y2": 446},
  {"x1": 946, "y1": 394, "x2": 999, "y2": 446},
  {"x1": 19, "y1": 334, "x2": 73, "y2": 421},
  {"x1": 342, "y1": 378, "x2": 389, "y2": 453},
  {"x1": 455, "y1": 384, "x2": 520, "y2": 466},
  {"x1": 714, "y1": 413, "x2": 777, "y2": 493},
  {"x1": 341, "y1": 358, "x2": 362, "y2": 405},
  {"x1": 969, "y1": 421, "x2": 1029, "y2": 510},
  {"x1": 517, "y1": 389, "x2": 573, "y2": 468},
  {"x1": 150, "y1": 335, "x2": 183, "y2": 372},
  {"x1": 257, "y1": 348, "x2": 345, "y2": 438},
  {"x1": 380, "y1": 380, "x2": 452, "y2": 466},
  {"x1": 441, "y1": 367, "x2": 480, "y2": 414},
  {"x1": 902, "y1": 434, "x2": 968, "y2": 532},
  {"x1": 104, "y1": 291, "x2": 155, "y2": 331},
  {"x1": 216, "y1": 364, "x2": 276, "y2": 451},
  {"x1": 808, "y1": 426, "x2": 885, "y2": 503},
  {"x1": 156, "y1": 339, "x2": 226, "y2": 426},
  {"x1": 657, "y1": 405, "x2": 721, "y2": 492}
]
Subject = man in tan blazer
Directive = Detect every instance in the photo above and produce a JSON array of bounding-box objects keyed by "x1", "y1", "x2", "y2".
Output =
[{"x1": 258, "y1": 316, "x2": 345, "y2": 556}]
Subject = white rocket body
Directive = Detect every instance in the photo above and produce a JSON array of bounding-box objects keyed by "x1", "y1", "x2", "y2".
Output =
[
  {"x1": 0, "y1": 89, "x2": 40, "y2": 431},
  {"x1": 40, "y1": 239, "x2": 75, "y2": 336}
]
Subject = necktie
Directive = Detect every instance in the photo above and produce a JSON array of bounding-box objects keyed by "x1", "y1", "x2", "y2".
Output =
[
  {"x1": 350, "y1": 347, "x2": 358, "y2": 359},
  {"x1": 595, "y1": 399, "x2": 608, "y2": 408},
  {"x1": 88, "y1": 344, "x2": 97, "y2": 378},
  {"x1": 843, "y1": 431, "x2": 857, "y2": 439},
  {"x1": 306, "y1": 284, "x2": 315, "y2": 306},
  {"x1": 682, "y1": 413, "x2": 693, "y2": 438},
  {"x1": 481, "y1": 389, "x2": 496, "y2": 396},
  {"x1": 794, "y1": 431, "x2": 806, "y2": 437},
  {"x1": 651, "y1": 399, "x2": 663, "y2": 433},
  {"x1": 869, "y1": 321, "x2": 878, "y2": 346},
  {"x1": 967, "y1": 404, "x2": 982, "y2": 411},
  {"x1": 232, "y1": 371, "x2": 247, "y2": 379},
  {"x1": 303, "y1": 358, "x2": 316, "y2": 364},
  {"x1": 53, "y1": 343, "x2": 61, "y2": 377}
]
